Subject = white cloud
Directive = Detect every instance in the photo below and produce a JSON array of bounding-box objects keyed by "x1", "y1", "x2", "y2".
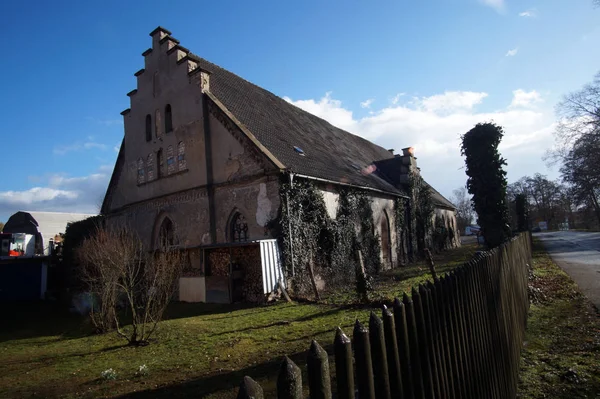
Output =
[
  {"x1": 418, "y1": 91, "x2": 488, "y2": 113},
  {"x1": 480, "y1": 0, "x2": 505, "y2": 12},
  {"x1": 510, "y1": 89, "x2": 543, "y2": 108},
  {"x1": 506, "y1": 48, "x2": 519, "y2": 57},
  {"x1": 391, "y1": 93, "x2": 406, "y2": 105},
  {"x1": 283, "y1": 92, "x2": 357, "y2": 132},
  {"x1": 0, "y1": 167, "x2": 112, "y2": 218},
  {"x1": 519, "y1": 9, "x2": 537, "y2": 17},
  {"x1": 284, "y1": 90, "x2": 557, "y2": 202},
  {"x1": 360, "y1": 99, "x2": 375, "y2": 109},
  {"x1": 54, "y1": 141, "x2": 108, "y2": 155}
]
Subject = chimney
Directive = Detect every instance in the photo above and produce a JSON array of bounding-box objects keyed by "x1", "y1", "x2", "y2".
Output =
[
  {"x1": 388, "y1": 148, "x2": 394, "y2": 155},
  {"x1": 398, "y1": 146, "x2": 418, "y2": 184}
]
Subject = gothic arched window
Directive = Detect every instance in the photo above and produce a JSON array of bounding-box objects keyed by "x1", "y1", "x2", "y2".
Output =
[
  {"x1": 165, "y1": 104, "x2": 173, "y2": 133},
  {"x1": 146, "y1": 152, "x2": 155, "y2": 181},
  {"x1": 137, "y1": 158, "x2": 145, "y2": 184},
  {"x1": 145, "y1": 114, "x2": 152, "y2": 142},
  {"x1": 178, "y1": 141, "x2": 186, "y2": 171},
  {"x1": 230, "y1": 212, "x2": 248, "y2": 242},
  {"x1": 156, "y1": 148, "x2": 163, "y2": 178},
  {"x1": 158, "y1": 217, "x2": 175, "y2": 248},
  {"x1": 381, "y1": 212, "x2": 391, "y2": 266},
  {"x1": 166, "y1": 145, "x2": 175, "y2": 175}
]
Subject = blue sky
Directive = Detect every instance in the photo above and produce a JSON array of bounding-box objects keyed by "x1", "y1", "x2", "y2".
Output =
[{"x1": 1, "y1": 0, "x2": 599, "y2": 222}]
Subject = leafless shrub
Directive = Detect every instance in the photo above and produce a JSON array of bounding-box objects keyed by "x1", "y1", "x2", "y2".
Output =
[{"x1": 77, "y1": 225, "x2": 183, "y2": 345}]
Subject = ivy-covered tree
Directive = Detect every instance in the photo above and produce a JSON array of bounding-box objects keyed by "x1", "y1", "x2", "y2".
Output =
[
  {"x1": 515, "y1": 194, "x2": 529, "y2": 232},
  {"x1": 461, "y1": 122, "x2": 511, "y2": 248}
]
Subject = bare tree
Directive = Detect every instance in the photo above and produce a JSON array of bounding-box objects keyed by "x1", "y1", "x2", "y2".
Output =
[
  {"x1": 561, "y1": 133, "x2": 600, "y2": 226},
  {"x1": 77, "y1": 225, "x2": 184, "y2": 345},
  {"x1": 548, "y1": 71, "x2": 600, "y2": 163},
  {"x1": 508, "y1": 175, "x2": 576, "y2": 229},
  {"x1": 450, "y1": 186, "x2": 475, "y2": 234}
]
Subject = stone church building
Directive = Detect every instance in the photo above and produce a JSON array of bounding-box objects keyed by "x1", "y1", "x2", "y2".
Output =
[{"x1": 101, "y1": 27, "x2": 458, "y2": 303}]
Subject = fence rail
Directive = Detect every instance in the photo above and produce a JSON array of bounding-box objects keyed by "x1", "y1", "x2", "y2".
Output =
[{"x1": 236, "y1": 232, "x2": 532, "y2": 399}]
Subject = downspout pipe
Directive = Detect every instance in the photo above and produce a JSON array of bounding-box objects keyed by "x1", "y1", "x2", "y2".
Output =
[{"x1": 286, "y1": 172, "x2": 295, "y2": 276}]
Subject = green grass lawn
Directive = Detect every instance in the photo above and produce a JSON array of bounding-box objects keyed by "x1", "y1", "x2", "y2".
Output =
[
  {"x1": 0, "y1": 243, "x2": 477, "y2": 399},
  {"x1": 517, "y1": 240, "x2": 600, "y2": 398}
]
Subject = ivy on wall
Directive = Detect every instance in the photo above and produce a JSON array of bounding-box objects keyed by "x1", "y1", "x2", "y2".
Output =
[
  {"x1": 278, "y1": 178, "x2": 381, "y2": 299},
  {"x1": 393, "y1": 197, "x2": 407, "y2": 264},
  {"x1": 278, "y1": 179, "x2": 331, "y2": 297},
  {"x1": 409, "y1": 172, "x2": 434, "y2": 258}
]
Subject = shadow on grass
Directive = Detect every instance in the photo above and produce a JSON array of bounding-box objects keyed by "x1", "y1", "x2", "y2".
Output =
[
  {"x1": 3, "y1": 343, "x2": 127, "y2": 367},
  {"x1": 116, "y1": 342, "x2": 338, "y2": 399},
  {"x1": 0, "y1": 301, "x2": 261, "y2": 344},
  {"x1": 0, "y1": 301, "x2": 91, "y2": 343},
  {"x1": 207, "y1": 306, "x2": 346, "y2": 337}
]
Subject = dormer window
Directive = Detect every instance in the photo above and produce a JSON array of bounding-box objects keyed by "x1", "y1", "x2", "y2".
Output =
[
  {"x1": 165, "y1": 104, "x2": 173, "y2": 133},
  {"x1": 145, "y1": 115, "x2": 152, "y2": 142}
]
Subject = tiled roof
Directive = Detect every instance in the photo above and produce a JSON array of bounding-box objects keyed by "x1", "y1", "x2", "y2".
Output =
[{"x1": 189, "y1": 54, "x2": 406, "y2": 196}]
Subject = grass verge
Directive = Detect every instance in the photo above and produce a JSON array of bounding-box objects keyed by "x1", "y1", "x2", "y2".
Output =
[
  {"x1": 517, "y1": 240, "x2": 600, "y2": 398},
  {"x1": 0, "y1": 243, "x2": 476, "y2": 399}
]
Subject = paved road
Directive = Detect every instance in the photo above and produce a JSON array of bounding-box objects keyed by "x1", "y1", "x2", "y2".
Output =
[{"x1": 535, "y1": 231, "x2": 600, "y2": 309}]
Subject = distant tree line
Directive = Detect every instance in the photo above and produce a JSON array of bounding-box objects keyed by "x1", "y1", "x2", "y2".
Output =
[
  {"x1": 544, "y1": 71, "x2": 600, "y2": 229},
  {"x1": 453, "y1": 72, "x2": 600, "y2": 234}
]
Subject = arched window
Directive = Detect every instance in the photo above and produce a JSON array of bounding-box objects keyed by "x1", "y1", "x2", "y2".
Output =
[
  {"x1": 230, "y1": 212, "x2": 248, "y2": 242},
  {"x1": 146, "y1": 153, "x2": 155, "y2": 181},
  {"x1": 155, "y1": 109, "x2": 162, "y2": 138},
  {"x1": 177, "y1": 141, "x2": 186, "y2": 171},
  {"x1": 381, "y1": 212, "x2": 391, "y2": 266},
  {"x1": 165, "y1": 104, "x2": 173, "y2": 133},
  {"x1": 156, "y1": 148, "x2": 163, "y2": 179},
  {"x1": 137, "y1": 158, "x2": 145, "y2": 184},
  {"x1": 166, "y1": 145, "x2": 175, "y2": 174},
  {"x1": 145, "y1": 115, "x2": 152, "y2": 142},
  {"x1": 157, "y1": 217, "x2": 175, "y2": 248}
]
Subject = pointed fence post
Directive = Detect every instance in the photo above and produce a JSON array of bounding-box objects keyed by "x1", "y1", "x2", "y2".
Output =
[
  {"x1": 353, "y1": 319, "x2": 376, "y2": 399},
  {"x1": 394, "y1": 297, "x2": 415, "y2": 399},
  {"x1": 438, "y1": 276, "x2": 461, "y2": 399},
  {"x1": 237, "y1": 376, "x2": 264, "y2": 399},
  {"x1": 334, "y1": 327, "x2": 355, "y2": 399},
  {"x1": 382, "y1": 305, "x2": 403, "y2": 398},
  {"x1": 369, "y1": 312, "x2": 391, "y2": 399},
  {"x1": 419, "y1": 284, "x2": 442, "y2": 399},
  {"x1": 426, "y1": 281, "x2": 450, "y2": 398},
  {"x1": 277, "y1": 356, "x2": 302, "y2": 399},
  {"x1": 413, "y1": 286, "x2": 435, "y2": 399},
  {"x1": 403, "y1": 292, "x2": 425, "y2": 399},
  {"x1": 307, "y1": 340, "x2": 332, "y2": 399}
]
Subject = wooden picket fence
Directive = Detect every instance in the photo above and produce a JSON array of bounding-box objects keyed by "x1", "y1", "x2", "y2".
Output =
[{"x1": 236, "y1": 232, "x2": 532, "y2": 399}]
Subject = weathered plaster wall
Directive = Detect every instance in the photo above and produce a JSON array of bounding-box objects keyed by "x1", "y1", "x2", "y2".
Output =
[
  {"x1": 110, "y1": 46, "x2": 206, "y2": 211},
  {"x1": 317, "y1": 185, "x2": 399, "y2": 269},
  {"x1": 322, "y1": 190, "x2": 339, "y2": 219},
  {"x1": 208, "y1": 110, "x2": 270, "y2": 185},
  {"x1": 434, "y1": 207, "x2": 461, "y2": 249},
  {"x1": 214, "y1": 177, "x2": 280, "y2": 243}
]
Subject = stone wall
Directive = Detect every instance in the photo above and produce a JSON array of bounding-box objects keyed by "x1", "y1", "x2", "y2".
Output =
[
  {"x1": 106, "y1": 175, "x2": 280, "y2": 250},
  {"x1": 317, "y1": 185, "x2": 399, "y2": 270},
  {"x1": 433, "y1": 207, "x2": 461, "y2": 250}
]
